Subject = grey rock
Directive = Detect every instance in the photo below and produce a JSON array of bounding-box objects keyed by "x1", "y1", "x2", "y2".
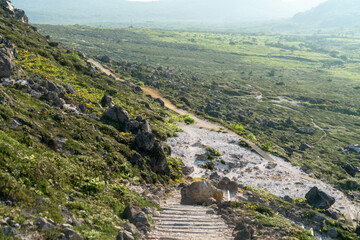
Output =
[
  {"x1": 103, "y1": 106, "x2": 130, "y2": 124},
  {"x1": 265, "y1": 162, "x2": 277, "y2": 169},
  {"x1": 210, "y1": 172, "x2": 220, "y2": 180},
  {"x1": 1, "y1": 226, "x2": 17, "y2": 236},
  {"x1": 0, "y1": 37, "x2": 16, "y2": 78},
  {"x1": 347, "y1": 180, "x2": 358, "y2": 190},
  {"x1": 216, "y1": 177, "x2": 238, "y2": 193},
  {"x1": 64, "y1": 84, "x2": 76, "y2": 94},
  {"x1": 130, "y1": 212, "x2": 150, "y2": 234},
  {"x1": 116, "y1": 231, "x2": 134, "y2": 240},
  {"x1": 234, "y1": 223, "x2": 254, "y2": 240},
  {"x1": 297, "y1": 127, "x2": 316, "y2": 134},
  {"x1": 283, "y1": 195, "x2": 293, "y2": 203},
  {"x1": 305, "y1": 186, "x2": 335, "y2": 209},
  {"x1": 98, "y1": 55, "x2": 110, "y2": 63},
  {"x1": 1, "y1": 78, "x2": 15, "y2": 87},
  {"x1": 181, "y1": 166, "x2": 194, "y2": 176},
  {"x1": 135, "y1": 131, "x2": 155, "y2": 152},
  {"x1": 155, "y1": 98, "x2": 165, "y2": 107},
  {"x1": 356, "y1": 225, "x2": 360, "y2": 236},
  {"x1": 129, "y1": 153, "x2": 143, "y2": 167},
  {"x1": 327, "y1": 227, "x2": 338, "y2": 238},
  {"x1": 62, "y1": 228, "x2": 84, "y2": 240},
  {"x1": 345, "y1": 144, "x2": 360, "y2": 154},
  {"x1": 299, "y1": 142, "x2": 312, "y2": 151},
  {"x1": 30, "y1": 90, "x2": 42, "y2": 99},
  {"x1": 123, "y1": 205, "x2": 141, "y2": 221},
  {"x1": 123, "y1": 222, "x2": 141, "y2": 237},
  {"x1": 150, "y1": 141, "x2": 170, "y2": 176},
  {"x1": 78, "y1": 103, "x2": 87, "y2": 113},
  {"x1": 2, "y1": 1, "x2": 28, "y2": 23},
  {"x1": 49, "y1": 42, "x2": 59, "y2": 47},
  {"x1": 35, "y1": 217, "x2": 55, "y2": 231},
  {"x1": 123, "y1": 231, "x2": 134, "y2": 240},
  {"x1": 53, "y1": 97, "x2": 65, "y2": 108},
  {"x1": 101, "y1": 94, "x2": 113, "y2": 107},
  {"x1": 325, "y1": 209, "x2": 341, "y2": 220},
  {"x1": 127, "y1": 120, "x2": 140, "y2": 133},
  {"x1": 343, "y1": 164, "x2": 359, "y2": 177},
  {"x1": 300, "y1": 165, "x2": 312, "y2": 174},
  {"x1": 181, "y1": 180, "x2": 223, "y2": 205}
]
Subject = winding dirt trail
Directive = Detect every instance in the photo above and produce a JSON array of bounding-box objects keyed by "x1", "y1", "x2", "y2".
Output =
[
  {"x1": 88, "y1": 58, "x2": 223, "y2": 131},
  {"x1": 88, "y1": 59, "x2": 356, "y2": 229}
]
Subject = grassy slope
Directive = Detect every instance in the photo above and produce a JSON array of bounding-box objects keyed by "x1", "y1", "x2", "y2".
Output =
[
  {"x1": 0, "y1": 9, "x2": 187, "y2": 240},
  {"x1": 37, "y1": 25, "x2": 360, "y2": 194}
]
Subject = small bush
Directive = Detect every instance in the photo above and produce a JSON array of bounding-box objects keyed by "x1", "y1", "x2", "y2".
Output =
[{"x1": 183, "y1": 115, "x2": 195, "y2": 124}]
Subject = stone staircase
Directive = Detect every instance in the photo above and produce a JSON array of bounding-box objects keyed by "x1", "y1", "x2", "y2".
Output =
[{"x1": 148, "y1": 194, "x2": 233, "y2": 240}]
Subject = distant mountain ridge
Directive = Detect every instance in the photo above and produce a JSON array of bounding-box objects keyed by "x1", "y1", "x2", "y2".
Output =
[
  {"x1": 11, "y1": 0, "x2": 318, "y2": 26},
  {"x1": 292, "y1": 0, "x2": 360, "y2": 28}
]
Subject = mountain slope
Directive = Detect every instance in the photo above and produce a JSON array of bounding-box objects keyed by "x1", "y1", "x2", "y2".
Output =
[
  {"x1": 0, "y1": 1, "x2": 186, "y2": 239},
  {"x1": 292, "y1": 0, "x2": 360, "y2": 28}
]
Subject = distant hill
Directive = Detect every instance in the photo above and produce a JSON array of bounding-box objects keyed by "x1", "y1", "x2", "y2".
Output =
[
  {"x1": 292, "y1": 0, "x2": 360, "y2": 28},
  {"x1": 11, "y1": 0, "x2": 318, "y2": 26}
]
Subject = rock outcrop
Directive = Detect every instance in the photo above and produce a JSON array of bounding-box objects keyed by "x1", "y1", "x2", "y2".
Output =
[
  {"x1": 305, "y1": 186, "x2": 335, "y2": 209},
  {"x1": 181, "y1": 180, "x2": 223, "y2": 205},
  {"x1": 103, "y1": 105, "x2": 130, "y2": 124},
  {"x1": 0, "y1": 36, "x2": 16, "y2": 78},
  {"x1": 1, "y1": 0, "x2": 28, "y2": 23}
]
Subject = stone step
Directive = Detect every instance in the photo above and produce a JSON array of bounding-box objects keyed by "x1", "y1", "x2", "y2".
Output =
[
  {"x1": 160, "y1": 212, "x2": 210, "y2": 217},
  {"x1": 157, "y1": 223, "x2": 228, "y2": 227},
  {"x1": 154, "y1": 218, "x2": 222, "y2": 223},
  {"x1": 161, "y1": 208, "x2": 209, "y2": 213},
  {"x1": 147, "y1": 235, "x2": 232, "y2": 240},
  {"x1": 155, "y1": 226, "x2": 228, "y2": 231}
]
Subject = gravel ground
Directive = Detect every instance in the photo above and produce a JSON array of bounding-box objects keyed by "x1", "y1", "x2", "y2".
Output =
[{"x1": 167, "y1": 124, "x2": 359, "y2": 223}]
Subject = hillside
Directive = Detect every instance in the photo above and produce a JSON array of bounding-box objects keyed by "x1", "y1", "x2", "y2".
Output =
[
  {"x1": 1, "y1": 1, "x2": 360, "y2": 240},
  {"x1": 292, "y1": 0, "x2": 360, "y2": 28},
  {"x1": 0, "y1": 1, "x2": 187, "y2": 239}
]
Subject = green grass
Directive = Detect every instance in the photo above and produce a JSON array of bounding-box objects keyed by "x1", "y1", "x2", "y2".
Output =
[{"x1": 0, "y1": 9, "x2": 186, "y2": 239}]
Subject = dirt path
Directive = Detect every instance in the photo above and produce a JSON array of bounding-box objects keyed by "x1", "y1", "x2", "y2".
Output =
[
  {"x1": 148, "y1": 191, "x2": 232, "y2": 240},
  {"x1": 88, "y1": 59, "x2": 223, "y2": 131},
  {"x1": 272, "y1": 103, "x2": 327, "y2": 143}
]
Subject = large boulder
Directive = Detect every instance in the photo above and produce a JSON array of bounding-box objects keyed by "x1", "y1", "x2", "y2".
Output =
[
  {"x1": 0, "y1": 36, "x2": 16, "y2": 78},
  {"x1": 305, "y1": 187, "x2": 335, "y2": 209},
  {"x1": 215, "y1": 177, "x2": 238, "y2": 194},
  {"x1": 150, "y1": 141, "x2": 170, "y2": 176},
  {"x1": 135, "y1": 131, "x2": 155, "y2": 152},
  {"x1": 181, "y1": 181, "x2": 223, "y2": 205},
  {"x1": 103, "y1": 106, "x2": 130, "y2": 124}
]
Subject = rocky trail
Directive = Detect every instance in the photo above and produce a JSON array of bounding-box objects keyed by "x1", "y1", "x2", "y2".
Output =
[
  {"x1": 89, "y1": 59, "x2": 359, "y2": 239},
  {"x1": 167, "y1": 124, "x2": 359, "y2": 227},
  {"x1": 148, "y1": 191, "x2": 233, "y2": 240}
]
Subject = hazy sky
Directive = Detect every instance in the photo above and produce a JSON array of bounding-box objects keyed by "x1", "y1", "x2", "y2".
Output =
[
  {"x1": 11, "y1": 0, "x2": 330, "y2": 24},
  {"x1": 128, "y1": 0, "x2": 328, "y2": 13}
]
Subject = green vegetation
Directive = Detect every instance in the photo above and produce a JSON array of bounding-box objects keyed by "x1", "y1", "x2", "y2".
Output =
[
  {"x1": 38, "y1": 25, "x2": 360, "y2": 195},
  {"x1": 0, "y1": 7, "x2": 185, "y2": 239}
]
